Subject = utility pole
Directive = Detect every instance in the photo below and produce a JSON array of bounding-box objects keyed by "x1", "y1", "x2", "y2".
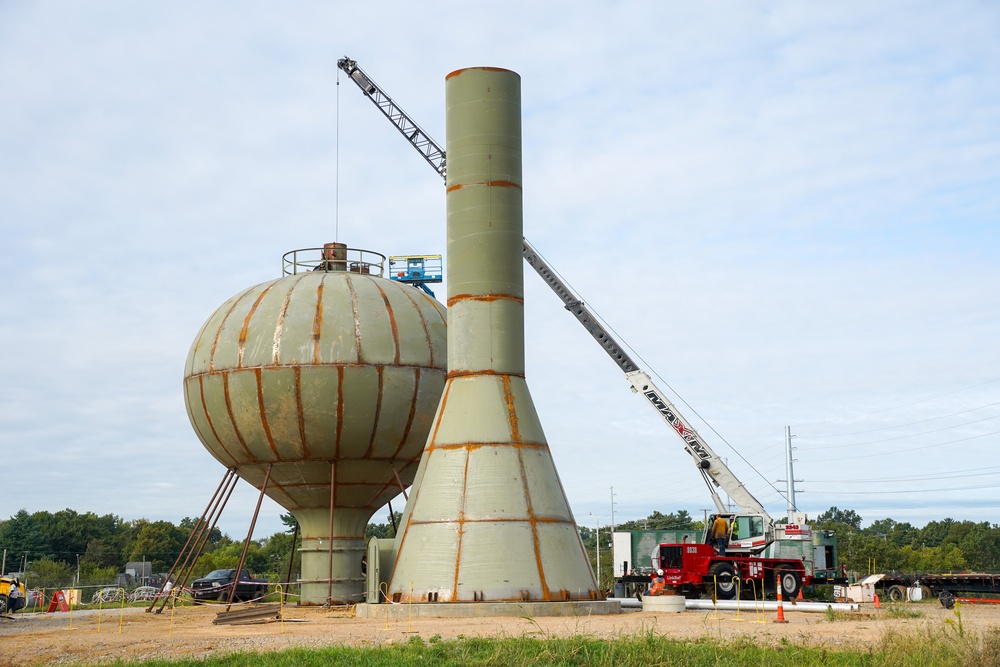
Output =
[
  {"x1": 589, "y1": 512, "x2": 600, "y2": 589},
  {"x1": 777, "y1": 426, "x2": 805, "y2": 522},
  {"x1": 610, "y1": 486, "x2": 617, "y2": 534}
]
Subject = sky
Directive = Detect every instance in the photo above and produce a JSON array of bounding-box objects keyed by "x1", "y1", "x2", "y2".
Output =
[{"x1": 2, "y1": 1, "x2": 999, "y2": 543}]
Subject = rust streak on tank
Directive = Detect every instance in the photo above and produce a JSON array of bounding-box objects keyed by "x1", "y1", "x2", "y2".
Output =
[
  {"x1": 210, "y1": 286, "x2": 255, "y2": 373},
  {"x1": 434, "y1": 441, "x2": 546, "y2": 451},
  {"x1": 501, "y1": 375, "x2": 521, "y2": 443},
  {"x1": 518, "y1": 447, "x2": 551, "y2": 600},
  {"x1": 197, "y1": 376, "x2": 236, "y2": 465},
  {"x1": 294, "y1": 366, "x2": 309, "y2": 459},
  {"x1": 334, "y1": 365, "x2": 345, "y2": 460},
  {"x1": 188, "y1": 379, "x2": 234, "y2": 466},
  {"x1": 446, "y1": 369, "x2": 525, "y2": 380},
  {"x1": 372, "y1": 280, "x2": 401, "y2": 366},
  {"x1": 186, "y1": 306, "x2": 216, "y2": 377},
  {"x1": 272, "y1": 273, "x2": 307, "y2": 364},
  {"x1": 254, "y1": 367, "x2": 281, "y2": 460},
  {"x1": 452, "y1": 449, "x2": 471, "y2": 599},
  {"x1": 362, "y1": 367, "x2": 385, "y2": 459},
  {"x1": 312, "y1": 277, "x2": 325, "y2": 365},
  {"x1": 389, "y1": 368, "x2": 421, "y2": 460},
  {"x1": 447, "y1": 293, "x2": 524, "y2": 307},
  {"x1": 345, "y1": 274, "x2": 363, "y2": 361},
  {"x1": 423, "y1": 377, "x2": 453, "y2": 454},
  {"x1": 184, "y1": 360, "x2": 446, "y2": 380},
  {"x1": 397, "y1": 286, "x2": 438, "y2": 367},
  {"x1": 238, "y1": 284, "x2": 273, "y2": 368},
  {"x1": 222, "y1": 371, "x2": 256, "y2": 461},
  {"x1": 446, "y1": 179, "x2": 522, "y2": 193}
]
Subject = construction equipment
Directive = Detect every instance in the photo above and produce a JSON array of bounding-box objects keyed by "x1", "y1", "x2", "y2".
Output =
[
  {"x1": 388, "y1": 254, "x2": 442, "y2": 296},
  {"x1": 0, "y1": 576, "x2": 26, "y2": 615}
]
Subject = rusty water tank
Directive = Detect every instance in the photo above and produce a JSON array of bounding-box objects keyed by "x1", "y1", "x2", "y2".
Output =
[{"x1": 183, "y1": 244, "x2": 447, "y2": 603}]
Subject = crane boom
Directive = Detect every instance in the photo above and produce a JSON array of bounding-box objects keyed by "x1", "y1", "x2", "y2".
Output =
[
  {"x1": 522, "y1": 239, "x2": 770, "y2": 520},
  {"x1": 337, "y1": 58, "x2": 447, "y2": 179}
]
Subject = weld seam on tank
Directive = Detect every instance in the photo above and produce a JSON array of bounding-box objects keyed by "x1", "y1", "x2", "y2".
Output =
[
  {"x1": 361, "y1": 367, "x2": 386, "y2": 459},
  {"x1": 371, "y1": 281, "x2": 403, "y2": 364},
  {"x1": 447, "y1": 294, "x2": 524, "y2": 307},
  {"x1": 208, "y1": 284, "x2": 257, "y2": 373},
  {"x1": 252, "y1": 367, "x2": 282, "y2": 459},
  {"x1": 387, "y1": 368, "x2": 423, "y2": 459},
  {"x1": 238, "y1": 285, "x2": 274, "y2": 367},
  {"x1": 185, "y1": 361, "x2": 444, "y2": 380},
  {"x1": 311, "y1": 277, "x2": 325, "y2": 364},
  {"x1": 345, "y1": 274, "x2": 363, "y2": 359},
  {"x1": 195, "y1": 375, "x2": 237, "y2": 464}
]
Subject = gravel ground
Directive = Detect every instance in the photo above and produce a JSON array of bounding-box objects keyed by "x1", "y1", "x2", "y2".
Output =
[{"x1": 1, "y1": 600, "x2": 997, "y2": 666}]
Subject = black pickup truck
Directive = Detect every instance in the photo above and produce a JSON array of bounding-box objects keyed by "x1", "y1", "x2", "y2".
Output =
[{"x1": 190, "y1": 569, "x2": 268, "y2": 602}]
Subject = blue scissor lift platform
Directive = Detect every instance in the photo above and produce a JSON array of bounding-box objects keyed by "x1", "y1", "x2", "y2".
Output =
[{"x1": 388, "y1": 255, "x2": 443, "y2": 296}]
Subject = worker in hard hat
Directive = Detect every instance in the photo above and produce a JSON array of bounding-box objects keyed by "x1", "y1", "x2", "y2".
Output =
[
  {"x1": 648, "y1": 569, "x2": 666, "y2": 596},
  {"x1": 711, "y1": 515, "x2": 730, "y2": 556}
]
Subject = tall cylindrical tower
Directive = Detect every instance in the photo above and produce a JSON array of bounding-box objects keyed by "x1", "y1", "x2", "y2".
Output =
[
  {"x1": 388, "y1": 68, "x2": 599, "y2": 603},
  {"x1": 184, "y1": 247, "x2": 447, "y2": 604}
]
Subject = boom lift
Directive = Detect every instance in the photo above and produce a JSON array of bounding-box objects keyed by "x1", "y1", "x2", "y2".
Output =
[{"x1": 337, "y1": 56, "x2": 818, "y2": 599}]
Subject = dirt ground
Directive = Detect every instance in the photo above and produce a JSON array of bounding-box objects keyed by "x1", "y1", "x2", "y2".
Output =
[{"x1": 1, "y1": 600, "x2": 998, "y2": 666}]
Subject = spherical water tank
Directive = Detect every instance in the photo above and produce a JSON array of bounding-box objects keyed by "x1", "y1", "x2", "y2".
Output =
[{"x1": 183, "y1": 246, "x2": 446, "y2": 603}]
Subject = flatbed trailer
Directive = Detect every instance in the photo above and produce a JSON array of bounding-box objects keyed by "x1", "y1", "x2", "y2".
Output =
[{"x1": 875, "y1": 572, "x2": 1000, "y2": 604}]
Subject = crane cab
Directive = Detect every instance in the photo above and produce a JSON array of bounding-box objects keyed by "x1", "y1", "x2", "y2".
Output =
[{"x1": 705, "y1": 512, "x2": 772, "y2": 556}]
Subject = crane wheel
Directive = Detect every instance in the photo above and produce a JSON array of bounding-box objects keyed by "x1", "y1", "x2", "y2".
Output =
[
  {"x1": 775, "y1": 568, "x2": 801, "y2": 600},
  {"x1": 708, "y1": 562, "x2": 738, "y2": 600}
]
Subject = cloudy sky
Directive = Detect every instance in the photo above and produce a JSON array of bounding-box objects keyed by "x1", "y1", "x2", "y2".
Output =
[{"x1": 3, "y1": 1, "x2": 999, "y2": 542}]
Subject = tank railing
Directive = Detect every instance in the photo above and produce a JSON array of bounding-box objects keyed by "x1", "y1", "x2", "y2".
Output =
[{"x1": 282, "y1": 247, "x2": 387, "y2": 276}]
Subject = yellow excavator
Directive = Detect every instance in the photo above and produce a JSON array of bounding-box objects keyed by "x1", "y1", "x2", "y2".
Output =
[{"x1": 0, "y1": 576, "x2": 27, "y2": 616}]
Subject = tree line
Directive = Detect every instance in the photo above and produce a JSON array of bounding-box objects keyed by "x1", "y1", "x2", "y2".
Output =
[{"x1": 2, "y1": 506, "x2": 997, "y2": 589}]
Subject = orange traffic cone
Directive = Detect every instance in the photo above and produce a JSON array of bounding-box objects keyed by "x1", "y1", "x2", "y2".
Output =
[
  {"x1": 873, "y1": 593, "x2": 881, "y2": 609},
  {"x1": 774, "y1": 576, "x2": 789, "y2": 624},
  {"x1": 796, "y1": 588, "x2": 803, "y2": 602}
]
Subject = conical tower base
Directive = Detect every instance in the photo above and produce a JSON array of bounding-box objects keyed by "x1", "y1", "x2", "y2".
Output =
[{"x1": 388, "y1": 375, "x2": 599, "y2": 602}]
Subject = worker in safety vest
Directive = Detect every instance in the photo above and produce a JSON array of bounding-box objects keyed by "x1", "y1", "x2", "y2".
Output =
[
  {"x1": 711, "y1": 515, "x2": 730, "y2": 556},
  {"x1": 648, "y1": 569, "x2": 665, "y2": 596}
]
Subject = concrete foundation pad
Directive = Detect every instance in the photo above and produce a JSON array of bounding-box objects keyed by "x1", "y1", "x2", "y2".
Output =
[{"x1": 353, "y1": 600, "x2": 621, "y2": 619}]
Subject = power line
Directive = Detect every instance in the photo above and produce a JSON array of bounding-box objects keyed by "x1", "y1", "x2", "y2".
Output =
[
  {"x1": 793, "y1": 378, "x2": 1000, "y2": 428},
  {"x1": 810, "y1": 430, "x2": 998, "y2": 462},
  {"x1": 800, "y1": 401, "x2": 1000, "y2": 439},
  {"x1": 800, "y1": 414, "x2": 1000, "y2": 450}
]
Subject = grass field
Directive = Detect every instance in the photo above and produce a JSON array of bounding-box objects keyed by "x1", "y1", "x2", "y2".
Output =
[{"x1": 86, "y1": 625, "x2": 1000, "y2": 667}]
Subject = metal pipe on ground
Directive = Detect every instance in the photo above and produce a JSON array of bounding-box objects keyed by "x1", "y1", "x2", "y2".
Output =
[{"x1": 609, "y1": 598, "x2": 860, "y2": 613}]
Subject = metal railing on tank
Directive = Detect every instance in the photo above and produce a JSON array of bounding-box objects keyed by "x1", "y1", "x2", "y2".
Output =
[{"x1": 282, "y1": 244, "x2": 387, "y2": 276}]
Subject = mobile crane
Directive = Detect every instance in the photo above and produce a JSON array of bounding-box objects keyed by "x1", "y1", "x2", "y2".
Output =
[{"x1": 337, "y1": 56, "x2": 823, "y2": 600}]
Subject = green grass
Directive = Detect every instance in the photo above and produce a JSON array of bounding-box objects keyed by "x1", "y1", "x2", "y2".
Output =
[{"x1": 80, "y1": 627, "x2": 1000, "y2": 667}]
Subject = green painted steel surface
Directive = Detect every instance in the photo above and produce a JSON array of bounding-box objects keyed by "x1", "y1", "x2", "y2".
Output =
[
  {"x1": 184, "y1": 269, "x2": 447, "y2": 603},
  {"x1": 388, "y1": 68, "x2": 599, "y2": 604}
]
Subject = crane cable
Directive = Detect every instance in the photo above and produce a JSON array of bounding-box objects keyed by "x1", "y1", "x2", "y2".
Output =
[
  {"x1": 531, "y1": 246, "x2": 787, "y2": 502},
  {"x1": 335, "y1": 64, "x2": 340, "y2": 242}
]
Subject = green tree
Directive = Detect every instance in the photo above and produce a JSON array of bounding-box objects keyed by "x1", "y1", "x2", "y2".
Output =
[
  {"x1": 0, "y1": 510, "x2": 51, "y2": 561},
  {"x1": 193, "y1": 541, "x2": 269, "y2": 579},
  {"x1": 126, "y1": 520, "x2": 189, "y2": 572},
  {"x1": 26, "y1": 558, "x2": 73, "y2": 589},
  {"x1": 958, "y1": 523, "x2": 1000, "y2": 571},
  {"x1": 366, "y1": 512, "x2": 402, "y2": 540},
  {"x1": 260, "y1": 531, "x2": 300, "y2": 581},
  {"x1": 816, "y1": 507, "x2": 862, "y2": 531},
  {"x1": 897, "y1": 543, "x2": 967, "y2": 572}
]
